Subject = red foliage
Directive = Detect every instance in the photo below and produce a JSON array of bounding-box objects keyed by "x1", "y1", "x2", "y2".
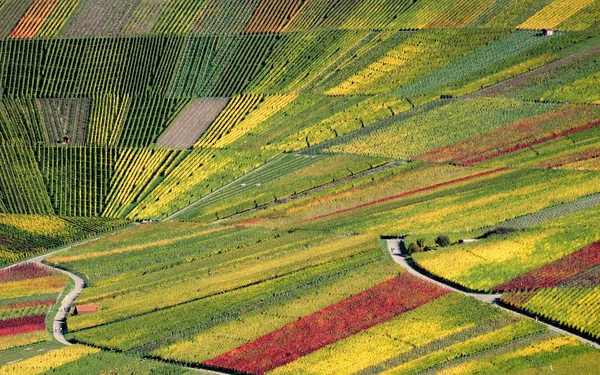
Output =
[
  {"x1": 308, "y1": 168, "x2": 508, "y2": 221},
  {"x1": 235, "y1": 218, "x2": 265, "y2": 227},
  {"x1": 245, "y1": 0, "x2": 306, "y2": 33},
  {"x1": 558, "y1": 264, "x2": 600, "y2": 288},
  {"x1": 493, "y1": 240, "x2": 600, "y2": 291},
  {"x1": 0, "y1": 263, "x2": 54, "y2": 283},
  {"x1": 501, "y1": 290, "x2": 537, "y2": 307},
  {"x1": 460, "y1": 119, "x2": 600, "y2": 166},
  {"x1": 6, "y1": 299, "x2": 55, "y2": 309},
  {"x1": 536, "y1": 148, "x2": 600, "y2": 169},
  {"x1": 203, "y1": 274, "x2": 450, "y2": 374},
  {"x1": 8, "y1": 0, "x2": 58, "y2": 38},
  {"x1": 0, "y1": 315, "x2": 46, "y2": 337}
]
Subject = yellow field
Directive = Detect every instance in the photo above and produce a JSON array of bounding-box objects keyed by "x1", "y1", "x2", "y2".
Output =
[
  {"x1": 519, "y1": 0, "x2": 595, "y2": 29},
  {"x1": 0, "y1": 277, "x2": 67, "y2": 300},
  {"x1": 0, "y1": 331, "x2": 48, "y2": 351},
  {"x1": 0, "y1": 345, "x2": 99, "y2": 375}
]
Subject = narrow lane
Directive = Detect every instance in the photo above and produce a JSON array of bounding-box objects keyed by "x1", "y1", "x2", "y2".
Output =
[{"x1": 386, "y1": 245, "x2": 600, "y2": 350}]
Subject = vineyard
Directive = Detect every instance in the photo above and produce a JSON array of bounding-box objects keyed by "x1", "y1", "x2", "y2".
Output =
[
  {"x1": 0, "y1": 215, "x2": 129, "y2": 265},
  {"x1": 0, "y1": 0, "x2": 596, "y2": 39},
  {"x1": 0, "y1": 263, "x2": 66, "y2": 352},
  {"x1": 1, "y1": 0, "x2": 600, "y2": 374}
]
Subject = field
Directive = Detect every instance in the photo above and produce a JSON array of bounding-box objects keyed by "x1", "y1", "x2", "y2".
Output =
[
  {"x1": 0, "y1": 263, "x2": 66, "y2": 352},
  {"x1": 0, "y1": 1, "x2": 599, "y2": 374}
]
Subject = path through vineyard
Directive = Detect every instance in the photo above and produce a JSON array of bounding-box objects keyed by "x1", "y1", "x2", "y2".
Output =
[{"x1": 386, "y1": 244, "x2": 600, "y2": 349}]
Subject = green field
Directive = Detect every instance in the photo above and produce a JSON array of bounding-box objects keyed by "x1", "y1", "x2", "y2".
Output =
[{"x1": 0, "y1": 1, "x2": 599, "y2": 374}]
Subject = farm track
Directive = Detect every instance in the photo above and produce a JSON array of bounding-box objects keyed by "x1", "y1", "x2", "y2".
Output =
[
  {"x1": 465, "y1": 44, "x2": 600, "y2": 99},
  {"x1": 387, "y1": 247, "x2": 600, "y2": 349},
  {"x1": 164, "y1": 154, "x2": 289, "y2": 222},
  {"x1": 214, "y1": 160, "x2": 407, "y2": 224},
  {"x1": 0, "y1": 224, "x2": 139, "y2": 343},
  {"x1": 1, "y1": 225, "x2": 230, "y2": 374}
]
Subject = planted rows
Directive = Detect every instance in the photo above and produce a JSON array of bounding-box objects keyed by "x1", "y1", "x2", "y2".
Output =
[
  {"x1": 413, "y1": 197, "x2": 600, "y2": 292},
  {"x1": 103, "y1": 148, "x2": 185, "y2": 218},
  {"x1": 2, "y1": 0, "x2": 595, "y2": 39},
  {"x1": 502, "y1": 287, "x2": 600, "y2": 340},
  {"x1": 204, "y1": 274, "x2": 449, "y2": 374},
  {"x1": 269, "y1": 291, "x2": 600, "y2": 375},
  {"x1": 494, "y1": 240, "x2": 600, "y2": 291},
  {"x1": 0, "y1": 263, "x2": 67, "y2": 351},
  {"x1": 178, "y1": 153, "x2": 389, "y2": 223},
  {"x1": 327, "y1": 98, "x2": 557, "y2": 160},
  {"x1": 418, "y1": 104, "x2": 600, "y2": 166},
  {"x1": 0, "y1": 214, "x2": 129, "y2": 266},
  {"x1": 0, "y1": 145, "x2": 54, "y2": 216},
  {"x1": 37, "y1": 146, "x2": 117, "y2": 217}
]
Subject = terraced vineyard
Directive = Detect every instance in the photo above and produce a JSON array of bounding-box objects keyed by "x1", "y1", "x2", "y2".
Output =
[{"x1": 1, "y1": 0, "x2": 599, "y2": 374}]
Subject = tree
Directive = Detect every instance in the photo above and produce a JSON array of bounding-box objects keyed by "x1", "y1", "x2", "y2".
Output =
[
  {"x1": 416, "y1": 238, "x2": 427, "y2": 249},
  {"x1": 435, "y1": 235, "x2": 451, "y2": 248},
  {"x1": 407, "y1": 243, "x2": 421, "y2": 254}
]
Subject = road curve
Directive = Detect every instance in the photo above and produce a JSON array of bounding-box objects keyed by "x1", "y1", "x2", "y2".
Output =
[
  {"x1": 1, "y1": 225, "x2": 137, "y2": 345},
  {"x1": 387, "y1": 248, "x2": 600, "y2": 349},
  {"x1": 50, "y1": 266, "x2": 85, "y2": 345},
  {"x1": 2, "y1": 227, "x2": 232, "y2": 374}
]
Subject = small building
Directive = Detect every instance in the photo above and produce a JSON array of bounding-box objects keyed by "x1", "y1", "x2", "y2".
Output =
[
  {"x1": 62, "y1": 136, "x2": 70, "y2": 144},
  {"x1": 72, "y1": 305, "x2": 98, "y2": 315},
  {"x1": 542, "y1": 29, "x2": 554, "y2": 37}
]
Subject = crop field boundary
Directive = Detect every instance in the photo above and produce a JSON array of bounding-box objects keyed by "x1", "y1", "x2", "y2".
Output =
[
  {"x1": 59, "y1": 248, "x2": 379, "y2": 337},
  {"x1": 1, "y1": 222, "x2": 231, "y2": 374},
  {"x1": 164, "y1": 154, "x2": 289, "y2": 222},
  {"x1": 303, "y1": 99, "x2": 452, "y2": 155},
  {"x1": 213, "y1": 159, "x2": 406, "y2": 224},
  {"x1": 466, "y1": 42, "x2": 600, "y2": 100},
  {"x1": 483, "y1": 192, "x2": 600, "y2": 231},
  {"x1": 0, "y1": 223, "x2": 137, "y2": 272},
  {"x1": 386, "y1": 246, "x2": 600, "y2": 349}
]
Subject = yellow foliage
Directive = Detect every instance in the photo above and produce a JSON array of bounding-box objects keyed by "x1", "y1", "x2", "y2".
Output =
[
  {"x1": 0, "y1": 331, "x2": 48, "y2": 351},
  {"x1": 0, "y1": 215, "x2": 67, "y2": 236},
  {"x1": 519, "y1": 0, "x2": 595, "y2": 29},
  {"x1": 0, "y1": 344, "x2": 99, "y2": 375},
  {"x1": 214, "y1": 95, "x2": 297, "y2": 148},
  {"x1": 0, "y1": 276, "x2": 67, "y2": 300}
]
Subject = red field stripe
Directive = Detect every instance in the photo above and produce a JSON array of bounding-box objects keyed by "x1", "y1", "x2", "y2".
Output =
[
  {"x1": 203, "y1": 274, "x2": 450, "y2": 375},
  {"x1": 0, "y1": 263, "x2": 54, "y2": 283},
  {"x1": 8, "y1": 0, "x2": 58, "y2": 38},
  {"x1": 536, "y1": 148, "x2": 600, "y2": 169},
  {"x1": 493, "y1": 240, "x2": 600, "y2": 291},
  {"x1": 461, "y1": 119, "x2": 600, "y2": 166},
  {"x1": 309, "y1": 167, "x2": 509, "y2": 221},
  {"x1": 0, "y1": 315, "x2": 46, "y2": 336},
  {"x1": 6, "y1": 298, "x2": 55, "y2": 309}
]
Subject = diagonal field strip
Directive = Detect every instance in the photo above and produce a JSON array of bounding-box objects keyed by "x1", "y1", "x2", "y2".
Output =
[
  {"x1": 487, "y1": 192, "x2": 600, "y2": 230},
  {"x1": 203, "y1": 274, "x2": 450, "y2": 375},
  {"x1": 493, "y1": 240, "x2": 600, "y2": 291},
  {"x1": 460, "y1": 119, "x2": 600, "y2": 165},
  {"x1": 165, "y1": 153, "x2": 324, "y2": 221},
  {"x1": 466, "y1": 44, "x2": 600, "y2": 99},
  {"x1": 308, "y1": 167, "x2": 509, "y2": 221},
  {"x1": 386, "y1": 245, "x2": 600, "y2": 350}
]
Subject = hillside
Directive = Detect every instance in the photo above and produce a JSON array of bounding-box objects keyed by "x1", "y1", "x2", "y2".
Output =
[{"x1": 1, "y1": 0, "x2": 600, "y2": 374}]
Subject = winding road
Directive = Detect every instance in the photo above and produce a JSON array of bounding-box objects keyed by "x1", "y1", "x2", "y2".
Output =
[
  {"x1": 3, "y1": 228, "x2": 230, "y2": 374},
  {"x1": 1, "y1": 225, "x2": 137, "y2": 345},
  {"x1": 386, "y1": 244, "x2": 600, "y2": 350}
]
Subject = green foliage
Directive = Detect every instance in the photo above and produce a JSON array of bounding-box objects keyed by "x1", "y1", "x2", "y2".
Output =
[
  {"x1": 327, "y1": 98, "x2": 559, "y2": 159},
  {"x1": 435, "y1": 235, "x2": 451, "y2": 248}
]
